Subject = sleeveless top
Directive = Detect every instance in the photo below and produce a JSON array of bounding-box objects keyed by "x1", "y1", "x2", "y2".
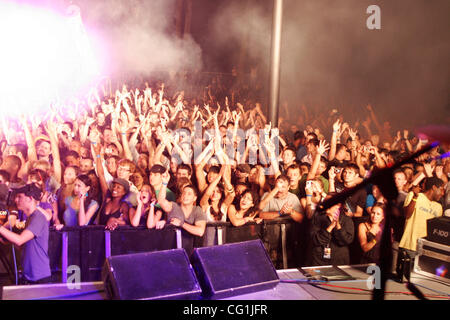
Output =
[
  {"x1": 63, "y1": 196, "x2": 98, "y2": 227},
  {"x1": 361, "y1": 223, "x2": 380, "y2": 264},
  {"x1": 205, "y1": 203, "x2": 227, "y2": 222},
  {"x1": 98, "y1": 200, "x2": 129, "y2": 225}
]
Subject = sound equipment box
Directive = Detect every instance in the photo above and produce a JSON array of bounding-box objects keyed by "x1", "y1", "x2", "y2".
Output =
[
  {"x1": 414, "y1": 238, "x2": 450, "y2": 284},
  {"x1": 102, "y1": 249, "x2": 202, "y2": 300},
  {"x1": 427, "y1": 216, "x2": 450, "y2": 246},
  {"x1": 191, "y1": 239, "x2": 279, "y2": 299}
]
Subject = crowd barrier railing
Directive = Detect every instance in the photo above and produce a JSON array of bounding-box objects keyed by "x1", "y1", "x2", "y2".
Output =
[
  {"x1": 48, "y1": 225, "x2": 180, "y2": 283},
  {"x1": 1, "y1": 218, "x2": 299, "y2": 284},
  {"x1": 202, "y1": 217, "x2": 298, "y2": 270}
]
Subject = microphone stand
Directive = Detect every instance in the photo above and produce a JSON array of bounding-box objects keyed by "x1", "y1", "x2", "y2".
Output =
[{"x1": 319, "y1": 142, "x2": 439, "y2": 300}]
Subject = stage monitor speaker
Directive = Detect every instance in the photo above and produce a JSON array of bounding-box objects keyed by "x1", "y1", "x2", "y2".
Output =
[
  {"x1": 427, "y1": 216, "x2": 450, "y2": 246},
  {"x1": 191, "y1": 239, "x2": 279, "y2": 299},
  {"x1": 102, "y1": 249, "x2": 202, "y2": 300}
]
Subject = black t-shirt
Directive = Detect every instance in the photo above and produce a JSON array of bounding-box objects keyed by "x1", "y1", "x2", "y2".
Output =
[{"x1": 335, "y1": 182, "x2": 367, "y2": 214}]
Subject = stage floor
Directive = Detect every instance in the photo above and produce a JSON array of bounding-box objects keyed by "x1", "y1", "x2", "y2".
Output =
[{"x1": 2, "y1": 265, "x2": 449, "y2": 300}]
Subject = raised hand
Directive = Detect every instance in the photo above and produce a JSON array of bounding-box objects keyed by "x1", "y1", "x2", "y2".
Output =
[
  {"x1": 348, "y1": 128, "x2": 357, "y2": 141},
  {"x1": 423, "y1": 163, "x2": 435, "y2": 177},
  {"x1": 317, "y1": 140, "x2": 330, "y2": 156},
  {"x1": 161, "y1": 170, "x2": 171, "y2": 185},
  {"x1": 341, "y1": 122, "x2": 349, "y2": 134},
  {"x1": 403, "y1": 130, "x2": 409, "y2": 140},
  {"x1": 85, "y1": 117, "x2": 95, "y2": 127},
  {"x1": 328, "y1": 166, "x2": 336, "y2": 180},
  {"x1": 435, "y1": 165, "x2": 444, "y2": 179},
  {"x1": 332, "y1": 119, "x2": 341, "y2": 133},
  {"x1": 44, "y1": 120, "x2": 57, "y2": 137}
]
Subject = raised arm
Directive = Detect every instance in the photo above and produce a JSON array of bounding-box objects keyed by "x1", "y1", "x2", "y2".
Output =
[
  {"x1": 328, "y1": 119, "x2": 341, "y2": 161},
  {"x1": 156, "y1": 171, "x2": 173, "y2": 213},
  {"x1": 91, "y1": 131, "x2": 109, "y2": 198},
  {"x1": 45, "y1": 119, "x2": 62, "y2": 184},
  {"x1": 78, "y1": 196, "x2": 99, "y2": 226},
  {"x1": 254, "y1": 103, "x2": 267, "y2": 125},
  {"x1": 222, "y1": 165, "x2": 236, "y2": 208},
  {"x1": 307, "y1": 140, "x2": 329, "y2": 180},
  {"x1": 117, "y1": 116, "x2": 133, "y2": 161},
  {"x1": 19, "y1": 114, "x2": 38, "y2": 162},
  {"x1": 199, "y1": 166, "x2": 224, "y2": 211},
  {"x1": 194, "y1": 139, "x2": 214, "y2": 194}
]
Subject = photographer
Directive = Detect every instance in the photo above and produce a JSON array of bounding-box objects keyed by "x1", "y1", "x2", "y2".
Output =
[{"x1": 0, "y1": 184, "x2": 51, "y2": 284}]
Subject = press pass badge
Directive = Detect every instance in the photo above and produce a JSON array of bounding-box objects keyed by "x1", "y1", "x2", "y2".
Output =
[{"x1": 323, "y1": 245, "x2": 331, "y2": 260}]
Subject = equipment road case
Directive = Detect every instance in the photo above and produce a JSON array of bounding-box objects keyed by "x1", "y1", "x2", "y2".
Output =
[{"x1": 414, "y1": 238, "x2": 450, "y2": 284}]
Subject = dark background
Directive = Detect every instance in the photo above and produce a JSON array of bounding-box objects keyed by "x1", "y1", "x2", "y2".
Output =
[{"x1": 11, "y1": 0, "x2": 450, "y2": 129}]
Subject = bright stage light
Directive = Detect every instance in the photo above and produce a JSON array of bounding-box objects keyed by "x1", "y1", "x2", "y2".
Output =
[{"x1": 0, "y1": 2, "x2": 99, "y2": 117}]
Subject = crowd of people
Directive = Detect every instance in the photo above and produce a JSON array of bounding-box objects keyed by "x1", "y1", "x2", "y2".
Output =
[{"x1": 0, "y1": 69, "x2": 448, "y2": 285}]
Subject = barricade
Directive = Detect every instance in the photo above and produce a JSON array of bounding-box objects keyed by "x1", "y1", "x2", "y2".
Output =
[
  {"x1": 2, "y1": 218, "x2": 299, "y2": 284},
  {"x1": 199, "y1": 217, "x2": 299, "y2": 269},
  {"x1": 48, "y1": 225, "x2": 180, "y2": 283}
]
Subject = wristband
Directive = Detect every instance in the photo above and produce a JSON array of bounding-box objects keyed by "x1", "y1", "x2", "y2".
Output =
[
  {"x1": 278, "y1": 211, "x2": 282, "y2": 217},
  {"x1": 121, "y1": 132, "x2": 126, "y2": 135},
  {"x1": 162, "y1": 182, "x2": 168, "y2": 186},
  {"x1": 150, "y1": 203, "x2": 155, "y2": 207},
  {"x1": 96, "y1": 154, "x2": 101, "y2": 158},
  {"x1": 306, "y1": 194, "x2": 312, "y2": 197},
  {"x1": 412, "y1": 198, "x2": 417, "y2": 202},
  {"x1": 91, "y1": 142, "x2": 97, "y2": 145}
]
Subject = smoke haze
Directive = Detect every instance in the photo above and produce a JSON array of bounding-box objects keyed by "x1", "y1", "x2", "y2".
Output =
[
  {"x1": 35, "y1": 0, "x2": 448, "y2": 130},
  {"x1": 77, "y1": 0, "x2": 203, "y2": 76},
  {"x1": 195, "y1": 0, "x2": 449, "y2": 129}
]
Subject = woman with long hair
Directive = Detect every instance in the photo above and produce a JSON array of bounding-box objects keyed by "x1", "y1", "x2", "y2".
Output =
[
  {"x1": 358, "y1": 203, "x2": 385, "y2": 264},
  {"x1": 200, "y1": 165, "x2": 235, "y2": 223},
  {"x1": 227, "y1": 190, "x2": 262, "y2": 227},
  {"x1": 129, "y1": 184, "x2": 164, "y2": 229},
  {"x1": 200, "y1": 165, "x2": 235, "y2": 246},
  {"x1": 56, "y1": 165, "x2": 79, "y2": 225},
  {"x1": 62, "y1": 174, "x2": 99, "y2": 227}
]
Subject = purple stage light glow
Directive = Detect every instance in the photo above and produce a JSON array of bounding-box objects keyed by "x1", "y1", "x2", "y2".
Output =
[
  {"x1": 435, "y1": 265, "x2": 447, "y2": 278},
  {"x1": 0, "y1": 1, "x2": 99, "y2": 116}
]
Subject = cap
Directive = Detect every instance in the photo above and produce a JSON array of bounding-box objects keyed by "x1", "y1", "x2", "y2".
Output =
[
  {"x1": 12, "y1": 183, "x2": 42, "y2": 201},
  {"x1": 149, "y1": 164, "x2": 167, "y2": 174},
  {"x1": 236, "y1": 164, "x2": 251, "y2": 174},
  {"x1": 112, "y1": 178, "x2": 130, "y2": 194}
]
